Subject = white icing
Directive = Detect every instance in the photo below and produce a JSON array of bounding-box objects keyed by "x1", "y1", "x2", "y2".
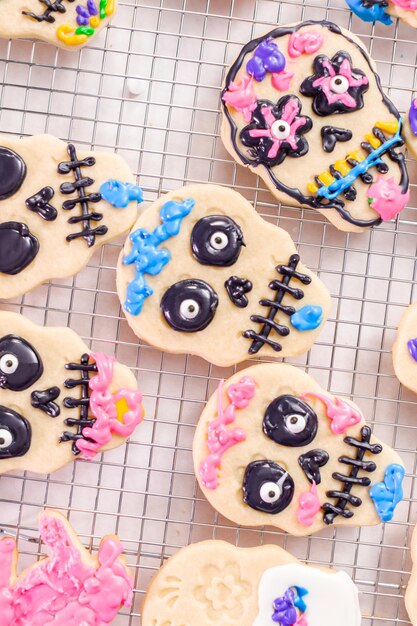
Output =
[{"x1": 252, "y1": 563, "x2": 361, "y2": 626}]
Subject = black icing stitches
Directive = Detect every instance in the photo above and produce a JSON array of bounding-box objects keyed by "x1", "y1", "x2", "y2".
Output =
[
  {"x1": 191, "y1": 215, "x2": 244, "y2": 267},
  {"x1": 0, "y1": 147, "x2": 26, "y2": 200},
  {"x1": 161, "y1": 279, "x2": 219, "y2": 332},
  {"x1": 321, "y1": 126, "x2": 353, "y2": 153},
  {"x1": 298, "y1": 449, "x2": 329, "y2": 484},
  {"x1": 243, "y1": 460, "x2": 294, "y2": 514},
  {"x1": 22, "y1": 0, "x2": 75, "y2": 23},
  {"x1": 0, "y1": 335, "x2": 43, "y2": 391},
  {"x1": 0, "y1": 222, "x2": 39, "y2": 275},
  {"x1": 263, "y1": 395, "x2": 318, "y2": 447},
  {"x1": 0, "y1": 406, "x2": 31, "y2": 459}
]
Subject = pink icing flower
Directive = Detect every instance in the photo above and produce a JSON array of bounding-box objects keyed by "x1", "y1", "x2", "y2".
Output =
[
  {"x1": 288, "y1": 30, "x2": 324, "y2": 57},
  {"x1": 367, "y1": 177, "x2": 410, "y2": 221},
  {"x1": 222, "y1": 73, "x2": 257, "y2": 122},
  {"x1": 390, "y1": 0, "x2": 417, "y2": 9},
  {"x1": 302, "y1": 392, "x2": 362, "y2": 435}
]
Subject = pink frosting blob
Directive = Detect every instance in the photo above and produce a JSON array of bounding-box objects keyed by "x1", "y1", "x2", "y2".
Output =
[
  {"x1": 288, "y1": 31, "x2": 324, "y2": 57},
  {"x1": 302, "y1": 392, "x2": 362, "y2": 435},
  {"x1": 390, "y1": 0, "x2": 417, "y2": 9},
  {"x1": 0, "y1": 511, "x2": 133, "y2": 625},
  {"x1": 367, "y1": 176, "x2": 410, "y2": 221},
  {"x1": 222, "y1": 73, "x2": 257, "y2": 122},
  {"x1": 271, "y1": 69, "x2": 294, "y2": 91},
  {"x1": 297, "y1": 481, "x2": 321, "y2": 527}
]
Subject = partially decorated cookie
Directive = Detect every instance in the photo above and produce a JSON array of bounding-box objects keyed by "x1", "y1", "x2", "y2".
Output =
[
  {"x1": 0, "y1": 509, "x2": 133, "y2": 624},
  {"x1": 404, "y1": 98, "x2": 417, "y2": 159},
  {"x1": 0, "y1": 0, "x2": 117, "y2": 49},
  {"x1": 116, "y1": 184, "x2": 331, "y2": 367},
  {"x1": 346, "y1": 0, "x2": 417, "y2": 27},
  {"x1": 193, "y1": 363, "x2": 405, "y2": 535},
  {"x1": 221, "y1": 21, "x2": 409, "y2": 232},
  {"x1": 405, "y1": 524, "x2": 417, "y2": 626},
  {"x1": 0, "y1": 134, "x2": 142, "y2": 299},
  {"x1": 142, "y1": 540, "x2": 362, "y2": 626},
  {"x1": 0, "y1": 311, "x2": 143, "y2": 476},
  {"x1": 392, "y1": 303, "x2": 417, "y2": 394}
]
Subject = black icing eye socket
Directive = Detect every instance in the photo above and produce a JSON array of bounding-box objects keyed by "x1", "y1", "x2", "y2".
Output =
[
  {"x1": 263, "y1": 395, "x2": 318, "y2": 447},
  {"x1": 0, "y1": 406, "x2": 31, "y2": 459},
  {"x1": 161, "y1": 279, "x2": 219, "y2": 332},
  {"x1": 0, "y1": 147, "x2": 26, "y2": 200},
  {"x1": 191, "y1": 215, "x2": 244, "y2": 266},
  {"x1": 0, "y1": 335, "x2": 43, "y2": 391},
  {"x1": 243, "y1": 460, "x2": 294, "y2": 514},
  {"x1": 0, "y1": 222, "x2": 39, "y2": 275}
]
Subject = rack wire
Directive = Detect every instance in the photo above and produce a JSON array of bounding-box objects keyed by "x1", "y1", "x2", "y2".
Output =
[{"x1": 0, "y1": 0, "x2": 417, "y2": 623}]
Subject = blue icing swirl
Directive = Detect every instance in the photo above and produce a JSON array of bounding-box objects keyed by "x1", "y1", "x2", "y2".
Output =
[
  {"x1": 345, "y1": 0, "x2": 393, "y2": 25},
  {"x1": 100, "y1": 180, "x2": 144, "y2": 208},
  {"x1": 290, "y1": 305, "x2": 323, "y2": 331},
  {"x1": 369, "y1": 463, "x2": 405, "y2": 522},
  {"x1": 123, "y1": 198, "x2": 195, "y2": 315}
]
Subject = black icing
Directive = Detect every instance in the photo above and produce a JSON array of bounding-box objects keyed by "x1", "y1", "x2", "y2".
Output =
[
  {"x1": 243, "y1": 460, "x2": 294, "y2": 514},
  {"x1": 321, "y1": 126, "x2": 353, "y2": 153},
  {"x1": 191, "y1": 216, "x2": 244, "y2": 266},
  {"x1": 225, "y1": 276, "x2": 253, "y2": 308},
  {"x1": 26, "y1": 186, "x2": 57, "y2": 221},
  {"x1": 263, "y1": 395, "x2": 318, "y2": 447},
  {"x1": 0, "y1": 335, "x2": 43, "y2": 391},
  {"x1": 0, "y1": 222, "x2": 39, "y2": 275},
  {"x1": 0, "y1": 147, "x2": 26, "y2": 200},
  {"x1": 161, "y1": 279, "x2": 219, "y2": 332},
  {"x1": 0, "y1": 406, "x2": 31, "y2": 459},
  {"x1": 31, "y1": 387, "x2": 61, "y2": 417},
  {"x1": 298, "y1": 449, "x2": 329, "y2": 484},
  {"x1": 22, "y1": 0, "x2": 74, "y2": 23}
]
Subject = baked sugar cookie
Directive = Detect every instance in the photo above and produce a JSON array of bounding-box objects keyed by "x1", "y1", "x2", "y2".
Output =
[
  {"x1": 392, "y1": 303, "x2": 417, "y2": 394},
  {"x1": 0, "y1": 134, "x2": 142, "y2": 299},
  {"x1": 142, "y1": 540, "x2": 361, "y2": 626},
  {"x1": 193, "y1": 363, "x2": 404, "y2": 535},
  {"x1": 0, "y1": 509, "x2": 133, "y2": 625},
  {"x1": 0, "y1": 0, "x2": 118, "y2": 49},
  {"x1": 405, "y1": 524, "x2": 417, "y2": 625},
  {"x1": 0, "y1": 311, "x2": 143, "y2": 476},
  {"x1": 116, "y1": 184, "x2": 331, "y2": 367},
  {"x1": 404, "y1": 98, "x2": 417, "y2": 159},
  {"x1": 346, "y1": 0, "x2": 417, "y2": 27},
  {"x1": 221, "y1": 21, "x2": 409, "y2": 232}
]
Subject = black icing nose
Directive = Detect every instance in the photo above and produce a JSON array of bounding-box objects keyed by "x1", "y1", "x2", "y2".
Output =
[
  {"x1": 298, "y1": 449, "x2": 329, "y2": 484},
  {"x1": 31, "y1": 386, "x2": 61, "y2": 417},
  {"x1": 225, "y1": 276, "x2": 253, "y2": 308}
]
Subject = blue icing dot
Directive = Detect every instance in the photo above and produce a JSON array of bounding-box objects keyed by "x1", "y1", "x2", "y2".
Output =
[
  {"x1": 100, "y1": 179, "x2": 144, "y2": 208},
  {"x1": 345, "y1": 0, "x2": 393, "y2": 25},
  {"x1": 290, "y1": 305, "x2": 323, "y2": 331},
  {"x1": 369, "y1": 464, "x2": 405, "y2": 522}
]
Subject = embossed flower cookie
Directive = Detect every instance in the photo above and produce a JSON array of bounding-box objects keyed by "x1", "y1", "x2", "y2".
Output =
[
  {"x1": 221, "y1": 20, "x2": 409, "y2": 232},
  {"x1": 116, "y1": 184, "x2": 331, "y2": 367},
  {"x1": 0, "y1": 0, "x2": 117, "y2": 49},
  {"x1": 193, "y1": 364, "x2": 405, "y2": 536},
  {"x1": 0, "y1": 134, "x2": 142, "y2": 299},
  {"x1": 0, "y1": 311, "x2": 143, "y2": 476},
  {"x1": 0, "y1": 509, "x2": 133, "y2": 624},
  {"x1": 392, "y1": 303, "x2": 417, "y2": 394},
  {"x1": 142, "y1": 540, "x2": 362, "y2": 626}
]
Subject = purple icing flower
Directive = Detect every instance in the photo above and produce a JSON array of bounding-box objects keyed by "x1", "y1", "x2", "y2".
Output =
[
  {"x1": 409, "y1": 99, "x2": 417, "y2": 137},
  {"x1": 407, "y1": 338, "x2": 417, "y2": 363},
  {"x1": 246, "y1": 38, "x2": 286, "y2": 82},
  {"x1": 272, "y1": 588, "x2": 298, "y2": 625},
  {"x1": 76, "y1": 0, "x2": 98, "y2": 26}
]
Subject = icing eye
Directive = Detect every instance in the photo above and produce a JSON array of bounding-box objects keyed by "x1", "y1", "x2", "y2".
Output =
[
  {"x1": 271, "y1": 119, "x2": 291, "y2": 140},
  {"x1": 263, "y1": 395, "x2": 318, "y2": 447},
  {"x1": 0, "y1": 428, "x2": 13, "y2": 449},
  {"x1": 161, "y1": 279, "x2": 219, "y2": 332},
  {"x1": 0, "y1": 406, "x2": 31, "y2": 459},
  {"x1": 0, "y1": 335, "x2": 43, "y2": 391},
  {"x1": 330, "y1": 75, "x2": 349, "y2": 94},
  {"x1": 0, "y1": 147, "x2": 26, "y2": 200},
  {"x1": 0, "y1": 222, "x2": 39, "y2": 276},
  {"x1": 243, "y1": 460, "x2": 294, "y2": 514},
  {"x1": 0, "y1": 354, "x2": 18, "y2": 375},
  {"x1": 191, "y1": 215, "x2": 244, "y2": 266}
]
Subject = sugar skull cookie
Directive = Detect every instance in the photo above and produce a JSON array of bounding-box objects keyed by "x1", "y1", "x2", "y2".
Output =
[
  {"x1": 221, "y1": 21, "x2": 409, "y2": 232},
  {"x1": 0, "y1": 311, "x2": 143, "y2": 476},
  {"x1": 0, "y1": 0, "x2": 117, "y2": 49},
  {"x1": 193, "y1": 363, "x2": 405, "y2": 536},
  {"x1": 345, "y1": 0, "x2": 417, "y2": 27},
  {"x1": 0, "y1": 134, "x2": 142, "y2": 299},
  {"x1": 116, "y1": 184, "x2": 331, "y2": 367},
  {"x1": 392, "y1": 303, "x2": 417, "y2": 394},
  {"x1": 0, "y1": 509, "x2": 133, "y2": 624},
  {"x1": 142, "y1": 540, "x2": 361, "y2": 626}
]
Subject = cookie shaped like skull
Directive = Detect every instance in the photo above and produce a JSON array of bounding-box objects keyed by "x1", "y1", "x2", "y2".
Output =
[
  {"x1": 116, "y1": 184, "x2": 331, "y2": 367},
  {"x1": 193, "y1": 363, "x2": 404, "y2": 535},
  {"x1": 221, "y1": 21, "x2": 409, "y2": 232},
  {"x1": 0, "y1": 134, "x2": 141, "y2": 299},
  {"x1": 0, "y1": 311, "x2": 143, "y2": 476},
  {"x1": 392, "y1": 302, "x2": 417, "y2": 395}
]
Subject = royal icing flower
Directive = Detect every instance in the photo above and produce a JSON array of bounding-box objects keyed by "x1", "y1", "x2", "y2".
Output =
[
  {"x1": 300, "y1": 52, "x2": 369, "y2": 116},
  {"x1": 246, "y1": 38, "x2": 286, "y2": 81},
  {"x1": 193, "y1": 563, "x2": 250, "y2": 620},
  {"x1": 240, "y1": 95, "x2": 312, "y2": 167},
  {"x1": 222, "y1": 74, "x2": 258, "y2": 122},
  {"x1": 367, "y1": 176, "x2": 410, "y2": 221}
]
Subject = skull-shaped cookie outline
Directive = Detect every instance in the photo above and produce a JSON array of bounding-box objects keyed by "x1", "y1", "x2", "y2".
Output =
[{"x1": 116, "y1": 184, "x2": 331, "y2": 367}]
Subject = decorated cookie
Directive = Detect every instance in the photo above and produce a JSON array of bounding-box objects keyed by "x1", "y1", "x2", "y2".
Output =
[
  {"x1": 405, "y1": 524, "x2": 417, "y2": 625},
  {"x1": 0, "y1": 311, "x2": 143, "y2": 476},
  {"x1": 0, "y1": 509, "x2": 133, "y2": 624},
  {"x1": 0, "y1": 0, "x2": 117, "y2": 49},
  {"x1": 116, "y1": 184, "x2": 331, "y2": 367},
  {"x1": 142, "y1": 540, "x2": 361, "y2": 626},
  {"x1": 404, "y1": 98, "x2": 417, "y2": 159},
  {"x1": 0, "y1": 134, "x2": 142, "y2": 299},
  {"x1": 346, "y1": 0, "x2": 417, "y2": 27},
  {"x1": 221, "y1": 21, "x2": 409, "y2": 232},
  {"x1": 392, "y1": 303, "x2": 417, "y2": 394},
  {"x1": 193, "y1": 363, "x2": 404, "y2": 535}
]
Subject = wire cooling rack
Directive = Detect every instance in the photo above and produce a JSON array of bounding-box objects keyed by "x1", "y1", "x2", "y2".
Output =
[{"x1": 1, "y1": 0, "x2": 417, "y2": 623}]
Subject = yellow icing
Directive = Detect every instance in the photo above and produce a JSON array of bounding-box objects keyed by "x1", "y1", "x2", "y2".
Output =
[{"x1": 57, "y1": 24, "x2": 88, "y2": 46}]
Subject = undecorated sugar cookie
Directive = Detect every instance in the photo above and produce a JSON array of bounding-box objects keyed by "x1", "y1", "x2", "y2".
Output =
[
  {"x1": 0, "y1": 509, "x2": 133, "y2": 624},
  {"x1": 392, "y1": 303, "x2": 417, "y2": 394},
  {"x1": 142, "y1": 540, "x2": 362, "y2": 626},
  {"x1": 221, "y1": 21, "x2": 409, "y2": 232},
  {"x1": 0, "y1": 0, "x2": 118, "y2": 50},
  {"x1": 345, "y1": 0, "x2": 417, "y2": 28},
  {"x1": 405, "y1": 524, "x2": 417, "y2": 626},
  {"x1": 116, "y1": 184, "x2": 331, "y2": 367},
  {"x1": 193, "y1": 363, "x2": 405, "y2": 535},
  {"x1": 0, "y1": 311, "x2": 143, "y2": 476},
  {"x1": 0, "y1": 134, "x2": 142, "y2": 299}
]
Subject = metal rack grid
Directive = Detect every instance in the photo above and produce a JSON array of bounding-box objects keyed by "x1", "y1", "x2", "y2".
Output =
[{"x1": 0, "y1": 0, "x2": 417, "y2": 623}]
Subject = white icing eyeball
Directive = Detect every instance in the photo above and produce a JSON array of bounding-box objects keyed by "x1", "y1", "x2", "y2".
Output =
[
  {"x1": 0, "y1": 353, "x2": 18, "y2": 375},
  {"x1": 210, "y1": 231, "x2": 229, "y2": 250},
  {"x1": 285, "y1": 413, "x2": 307, "y2": 434},
  {"x1": 271, "y1": 120, "x2": 291, "y2": 140},
  {"x1": 180, "y1": 299, "x2": 200, "y2": 320},
  {"x1": 0, "y1": 428, "x2": 13, "y2": 449},
  {"x1": 330, "y1": 75, "x2": 349, "y2": 94},
  {"x1": 260, "y1": 481, "x2": 283, "y2": 503}
]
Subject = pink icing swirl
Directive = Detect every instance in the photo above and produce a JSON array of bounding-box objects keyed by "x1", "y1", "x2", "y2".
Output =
[
  {"x1": 222, "y1": 73, "x2": 257, "y2": 122},
  {"x1": 367, "y1": 176, "x2": 410, "y2": 221},
  {"x1": 297, "y1": 481, "x2": 321, "y2": 527},
  {"x1": 288, "y1": 31, "x2": 324, "y2": 58},
  {"x1": 76, "y1": 352, "x2": 144, "y2": 459},
  {"x1": 271, "y1": 69, "x2": 294, "y2": 91},
  {"x1": 302, "y1": 392, "x2": 361, "y2": 435},
  {"x1": 0, "y1": 511, "x2": 133, "y2": 625},
  {"x1": 199, "y1": 376, "x2": 256, "y2": 490}
]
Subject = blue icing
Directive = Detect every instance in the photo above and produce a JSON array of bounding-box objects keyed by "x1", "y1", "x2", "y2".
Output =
[
  {"x1": 290, "y1": 305, "x2": 323, "y2": 331},
  {"x1": 123, "y1": 198, "x2": 195, "y2": 315},
  {"x1": 345, "y1": 0, "x2": 393, "y2": 25},
  {"x1": 100, "y1": 180, "x2": 144, "y2": 208},
  {"x1": 292, "y1": 587, "x2": 308, "y2": 613},
  {"x1": 370, "y1": 463, "x2": 405, "y2": 522}
]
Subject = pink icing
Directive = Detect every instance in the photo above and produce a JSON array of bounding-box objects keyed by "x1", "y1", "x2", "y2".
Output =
[
  {"x1": 313, "y1": 58, "x2": 368, "y2": 108},
  {"x1": 297, "y1": 481, "x2": 321, "y2": 527},
  {"x1": 367, "y1": 176, "x2": 410, "y2": 221},
  {"x1": 271, "y1": 70, "x2": 294, "y2": 91},
  {"x1": 302, "y1": 392, "x2": 361, "y2": 435},
  {"x1": 390, "y1": 0, "x2": 417, "y2": 9},
  {"x1": 249, "y1": 99, "x2": 306, "y2": 159},
  {"x1": 76, "y1": 352, "x2": 144, "y2": 459},
  {"x1": 199, "y1": 376, "x2": 256, "y2": 490},
  {"x1": 0, "y1": 511, "x2": 133, "y2": 625},
  {"x1": 288, "y1": 31, "x2": 324, "y2": 57},
  {"x1": 222, "y1": 73, "x2": 257, "y2": 122}
]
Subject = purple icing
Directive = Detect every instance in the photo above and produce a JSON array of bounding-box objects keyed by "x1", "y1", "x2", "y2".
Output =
[
  {"x1": 88, "y1": 0, "x2": 98, "y2": 15},
  {"x1": 272, "y1": 588, "x2": 298, "y2": 625},
  {"x1": 246, "y1": 38, "x2": 286, "y2": 81},
  {"x1": 409, "y1": 99, "x2": 417, "y2": 137},
  {"x1": 407, "y1": 338, "x2": 417, "y2": 362}
]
